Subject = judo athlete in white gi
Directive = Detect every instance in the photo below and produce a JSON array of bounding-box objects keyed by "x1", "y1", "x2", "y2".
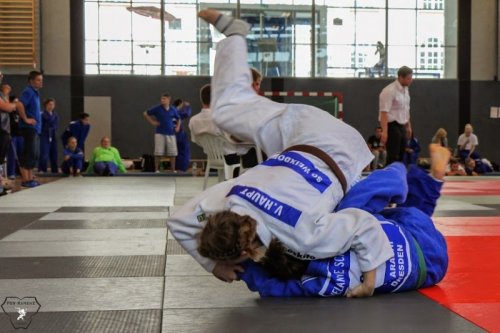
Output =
[
  {"x1": 167, "y1": 10, "x2": 392, "y2": 297},
  {"x1": 238, "y1": 145, "x2": 450, "y2": 297}
]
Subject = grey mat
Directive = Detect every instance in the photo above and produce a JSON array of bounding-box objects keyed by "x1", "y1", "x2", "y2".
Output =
[
  {"x1": 163, "y1": 293, "x2": 484, "y2": 333},
  {"x1": 26, "y1": 219, "x2": 167, "y2": 229},
  {"x1": 81, "y1": 172, "x2": 197, "y2": 177},
  {"x1": 434, "y1": 209, "x2": 500, "y2": 217},
  {"x1": 480, "y1": 203, "x2": 500, "y2": 210},
  {"x1": 0, "y1": 256, "x2": 165, "y2": 279},
  {"x1": 55, "y1": 206, "x2": 169, "y2": 213},
  {"x1": 166, "y1": 240, "x2": 187, "y2": 255},
  {"x1": 0, "y1": 309, "x2": 161, "y2": 333},
  {"x1": 0, "y1": 213, "x2": 46, "y2": 239}
]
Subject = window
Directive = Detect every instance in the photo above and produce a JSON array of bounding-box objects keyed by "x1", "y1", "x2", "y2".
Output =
[
  {"x1": 84, "y1": 0, "x2": 457, "y2": 78},
  {"x1": 422, "y1": 0, "x2": 444, "y2": 10}
]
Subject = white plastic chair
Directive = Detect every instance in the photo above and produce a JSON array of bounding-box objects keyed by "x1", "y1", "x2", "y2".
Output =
[{"x1": 194, "y1": 134, "x2": 242, "y2": 189}]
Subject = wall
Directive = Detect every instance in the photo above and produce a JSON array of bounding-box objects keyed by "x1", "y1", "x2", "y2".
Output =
[
  {"x1": 84, "y1": 96, "x2": 112, "y2": 160},
  {"x1": 469, "y1": 0, "x2": 500, "y2": 164},
  {"x1": 470, "y1": 81, "x2": 500, "y2": 163},
  {"x1": 84, "y1": 75, "x2": 211, "y2": 159},
  {"x1": 40, "y1": 0, "x2": 71, "y2": 76},
  {"x1": 84, "y1": 75, "x2": 460, "y2": 160},
  {"x1": 471, "y1": 0, "x2": 497, "y2": 81}
]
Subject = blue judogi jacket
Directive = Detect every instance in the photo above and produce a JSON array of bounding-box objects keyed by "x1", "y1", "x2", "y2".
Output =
[
  {"x1": 65, "y1": 121, "x2": 90, "y2": 151},
  {"x1": 41, "y1": 111, "x2": 59, "y2": 139},
  {"x1": 63, "y1": 147, "x2": 84, "y2": 160},
  {"x1": 174, "y1": 104, "x2": 192, "y2": 135},
  {"x1": 147, "y1": 104, "x2": 180, "y2": 135},
  {"x1": 239, "y1": 163, "x2": 448, "y2": 297}
]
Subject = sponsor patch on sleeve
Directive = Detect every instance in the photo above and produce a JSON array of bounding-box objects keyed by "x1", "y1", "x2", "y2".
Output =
[{"x1": 196, "y1": 213, "x2": 206, "y2": 223}]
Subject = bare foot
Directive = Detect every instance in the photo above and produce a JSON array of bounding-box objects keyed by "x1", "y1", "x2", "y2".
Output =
[
  {"x1": 198, "y1": 9, "x2": 221, "y2": 25},
  {"x1": 429, "y1": 143, "x2": 451, "y2": 180}
]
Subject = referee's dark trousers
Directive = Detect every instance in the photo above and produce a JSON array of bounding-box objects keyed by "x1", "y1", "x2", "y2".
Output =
[{"x1": 386, "y1": 121, "x2": 407, "y2": 165}]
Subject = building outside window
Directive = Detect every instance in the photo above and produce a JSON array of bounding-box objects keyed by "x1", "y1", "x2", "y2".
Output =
[{"x1": 84, "y1": 0, "x2": 457, "y2": 78}]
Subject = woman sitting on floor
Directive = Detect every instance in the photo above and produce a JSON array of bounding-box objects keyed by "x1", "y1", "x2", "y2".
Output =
[{"x1": 86, "y1": 136, "x2": 126, "y2": 176}]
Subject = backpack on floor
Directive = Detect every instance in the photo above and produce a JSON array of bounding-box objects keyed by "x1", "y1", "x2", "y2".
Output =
[{"x1": 141, "y1": 154, "x2": 155, "y2": 172}]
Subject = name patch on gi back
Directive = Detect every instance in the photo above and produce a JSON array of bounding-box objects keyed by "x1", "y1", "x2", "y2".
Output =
[
  {"x1": 302, "y1": 253, "x2": 351, "y2": 297},
  {"x1": 324, "y1": 253, "x2": 351, "y2": 296},
  {"x1": 263, "y1": 151, "x2": 332, "y2": 193},
  {"x1": 377, "y1": 221, "x2": 412, "y2": 293},
  {"x1": 227, "y1": 185, "x2": 302, "y2": 227}
]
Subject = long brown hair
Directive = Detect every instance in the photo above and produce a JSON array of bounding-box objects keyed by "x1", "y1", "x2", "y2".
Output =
[
  {"x1": 198, "y1": 211, "x2": 257, "y2": 261},
  {"x1": 260, "y1": 239, "x2": 309, "y2": 281}
]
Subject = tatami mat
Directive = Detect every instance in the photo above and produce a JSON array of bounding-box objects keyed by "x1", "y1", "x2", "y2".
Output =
[{"x1": 0, "y1": 175, "x2": 496, "y2": 332}]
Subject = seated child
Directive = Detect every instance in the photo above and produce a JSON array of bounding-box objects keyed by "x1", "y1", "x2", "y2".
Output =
[
  {"x1": 61, "y1": 136, "x2": 84, "y2": 176},
  {"x1": 238, "y1": 145, "x2": 450, "y2": 297},
  {"x1": 446, "y1": 158, "x2": 466, "y2": 176},
  {"x1": 403, "y1": 132, "x2": 421, "y2": 166},
  {"x1": 465, "y1": 157, "x2": 492, "y2": 176}
]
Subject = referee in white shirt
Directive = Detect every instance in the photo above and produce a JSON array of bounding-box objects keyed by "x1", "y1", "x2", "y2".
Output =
[{"x1": 378, "y1": 66, "x2": 413, "y2": 164}]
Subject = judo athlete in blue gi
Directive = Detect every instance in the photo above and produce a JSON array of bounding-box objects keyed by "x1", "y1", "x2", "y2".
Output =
[
  {"x1": 61, "y1": 113, "x2": 90, "y2": 153},
  {"x1": 167, "y1": 10, "x2": 391, "y2": 296},
  {"x1": 172, "y1": 99, "x2": 192, "y2": 172},
  {"x1": 38, "y1": 98, "x2": 59, "y2": 173},
  {"x1": 61, "y1": 136, "x2": 84, "y2": 176},
  {"x1": 239, "y1": 145, "x2": 450, "y2": 297},
  {"x1": 403, "y1": 132, "x2": 421, "y2": 166}
]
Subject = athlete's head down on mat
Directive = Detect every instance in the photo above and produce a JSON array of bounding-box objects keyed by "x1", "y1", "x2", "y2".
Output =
[
  {"x1": 197, "y1": 211, "x2": 267, "y2": 264},
  {"x1": 198, "y1": 209, "x2": 318, "y2": 281},
  {"x1": 197, "y1": 212, "x2": 308, "y2": 279}
]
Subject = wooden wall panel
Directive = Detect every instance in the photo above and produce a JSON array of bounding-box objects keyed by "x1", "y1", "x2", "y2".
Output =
[{"x1": 0, "y1": 0, "x2": 36, "y2": 66}]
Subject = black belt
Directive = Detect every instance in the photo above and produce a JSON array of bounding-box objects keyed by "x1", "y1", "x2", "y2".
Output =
[
  {"x1": 388, "y1": 121, "x2": 405, "y2": 127},
  {"x1": 283, "y1": 144, "x2": 347, "y2": 195}
]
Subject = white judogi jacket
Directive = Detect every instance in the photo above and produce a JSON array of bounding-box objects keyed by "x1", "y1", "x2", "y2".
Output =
[
  {"x1": 210, "y1": 36, "x2": 373, "y2": 187},
  {"x1": 167, "y1": 35, "x2": 392, "y2": 274},
  {"x1": 168, "y1": 150, "x2": 393, "y2": 273}
]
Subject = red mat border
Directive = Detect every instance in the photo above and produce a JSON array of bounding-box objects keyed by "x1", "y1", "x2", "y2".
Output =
[{"x1": 419, "y1": 236, "x2": 500, "y2": 332}]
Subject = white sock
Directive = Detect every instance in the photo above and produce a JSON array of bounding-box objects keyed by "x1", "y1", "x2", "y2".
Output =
[{"x1": 214, "y1": 14, "x2": 250, "y2": 36}]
